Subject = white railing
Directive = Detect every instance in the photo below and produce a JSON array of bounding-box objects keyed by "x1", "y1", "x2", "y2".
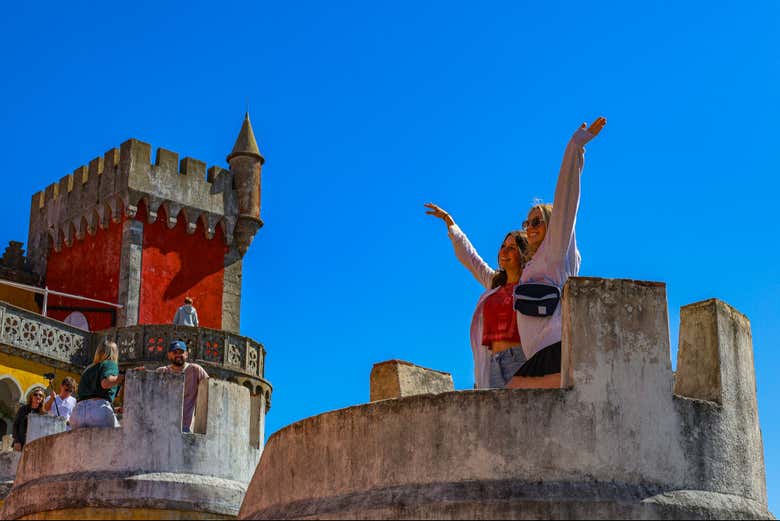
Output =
[{"x1": 0, "y1": 279, "x2": 122, "y2": 316}]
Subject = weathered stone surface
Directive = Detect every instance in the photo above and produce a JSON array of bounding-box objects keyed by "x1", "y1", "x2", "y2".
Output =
[
  {"x1": 3, "y1": 371, "x2": 262, "y2": 519},
  {"x1": 239, "y1": 277, "x2": 772, "y2": 520},
  {"x1": 26, "y1": 414, "x2": 67, "y2": 445},
  {"x1": 370, "y1": 360, "x2": 453, "y2": 401},
  {"x1": 674, "y1": 299, "x2": 767, "y2": 504},
  {"x1": 0, "y1": 451, "x2": 20, "y2": 504}
]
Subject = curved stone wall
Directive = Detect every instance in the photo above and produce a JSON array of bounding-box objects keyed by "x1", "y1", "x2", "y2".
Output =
[
  {"x1": 3, "y1": 370, "x2": 263, "y2": 520},
  {"x1": 239, "y1": 278, "x2": 772, "y2": 520}
]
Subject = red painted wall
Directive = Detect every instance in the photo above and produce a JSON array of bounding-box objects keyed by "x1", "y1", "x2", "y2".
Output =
[
  {"x1": 45, "y1": 219, "x2": 124, "y2": 331},
  {"x1": 138, "y1": 208, "x2": 226, "y2": 329}
]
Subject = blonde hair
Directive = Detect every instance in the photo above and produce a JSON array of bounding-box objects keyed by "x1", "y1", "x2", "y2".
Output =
[
  {"x1": 526, "y1": 202, "x2": 553, "y2": 259},
  {"x1": 92, "y1": 340, "x2": 119, "y2": 366}
]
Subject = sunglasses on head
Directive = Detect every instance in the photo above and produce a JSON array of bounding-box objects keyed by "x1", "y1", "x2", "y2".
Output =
[{"x1": 522, "y1": 217, "x2": 545, "y2": 230}]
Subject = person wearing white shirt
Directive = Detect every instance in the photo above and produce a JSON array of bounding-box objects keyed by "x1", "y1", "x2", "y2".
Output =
[
  {"x1": 507, "y1": 117, "x2": 607, "y2": 389},
  {"x1": 43, "y1": 377, "x2": 78, "y2": 423}
]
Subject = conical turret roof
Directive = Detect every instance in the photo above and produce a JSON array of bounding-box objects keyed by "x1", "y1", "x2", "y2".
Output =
[{"x1": 227, "y1": 113, "x2": 264, "y2": 164}]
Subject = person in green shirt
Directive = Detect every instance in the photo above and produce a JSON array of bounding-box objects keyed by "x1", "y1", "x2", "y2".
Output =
[{"x1": 70, "y1": 340, "x2": 124, "y2": 429}]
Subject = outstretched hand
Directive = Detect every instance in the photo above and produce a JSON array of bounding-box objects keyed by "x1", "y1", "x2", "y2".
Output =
[
  {"x1": 580, "y1": 116, "x2": 607, "y2": 137},
  {"x1": 424, "y1": 203, "x2": 455, "y2": 227}
]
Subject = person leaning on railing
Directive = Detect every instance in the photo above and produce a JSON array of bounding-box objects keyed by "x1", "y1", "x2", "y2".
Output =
[{"x1": 69, "y1": 340, "x2": 124, "y2": 429}]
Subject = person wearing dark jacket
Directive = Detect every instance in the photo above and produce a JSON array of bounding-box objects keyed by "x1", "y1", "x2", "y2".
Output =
[{"x1": 12, "y1": 388, "x2": 45, "y2": 450}]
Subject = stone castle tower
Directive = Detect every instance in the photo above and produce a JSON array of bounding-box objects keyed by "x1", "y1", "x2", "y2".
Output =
[
  {"x1": 0, "y1": 115, "x2": 272, "y2": 518},
  {"x1": 26, "y1": 113, "x2": 265, "y2": 333}
]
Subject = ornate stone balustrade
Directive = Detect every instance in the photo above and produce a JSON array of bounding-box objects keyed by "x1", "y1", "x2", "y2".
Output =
[
  {"x1": 96, "y1": 324, "x2": 270, "y2": 400},
  {"x1": 0, "y1": 300, "x2": 271, "y2": 405},
  {"x1": 0, "y1": 301, "x2": 91, "y2": 371}
]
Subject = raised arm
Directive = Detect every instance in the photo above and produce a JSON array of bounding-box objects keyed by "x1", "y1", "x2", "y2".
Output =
[
  {"x1": 542, "y1": 117, "x2": 606, "y2": 262},
  {"x1": 425, "y1": 203, "x2": 496, "y2": 289},
  {"x1": 42, "y1": 390, "x2": 55, "y2": 413}
]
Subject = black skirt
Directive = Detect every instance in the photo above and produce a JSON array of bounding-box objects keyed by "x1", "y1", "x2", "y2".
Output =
[{"x1": 514, "y1": 342, "x2": 561, "y2": 377}]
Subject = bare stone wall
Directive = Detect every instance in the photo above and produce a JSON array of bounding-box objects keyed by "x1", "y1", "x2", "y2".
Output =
[{"x1": 370, "y1": 360, "x2": 454, "y2": 401}]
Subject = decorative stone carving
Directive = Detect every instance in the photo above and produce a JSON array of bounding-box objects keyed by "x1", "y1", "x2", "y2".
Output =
[{"x1": 0, "y1": 303, "x2": 91, "y2": 366}]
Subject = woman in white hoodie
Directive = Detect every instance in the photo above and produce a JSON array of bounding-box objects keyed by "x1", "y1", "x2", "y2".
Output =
[{"x1": 427, "y1": 116, "x2": 606, "y2": 390}]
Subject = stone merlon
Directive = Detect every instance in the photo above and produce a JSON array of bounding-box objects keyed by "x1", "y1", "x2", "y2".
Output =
[{"x1": 26, "y1": 115, "x2": 265, "y2": 278}]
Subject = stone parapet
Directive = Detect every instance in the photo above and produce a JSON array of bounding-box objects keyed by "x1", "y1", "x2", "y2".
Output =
[
  {"x1": 239, "y1": 277, "x2": 771, "y2": 520},
  {"x1": 3, "y1": 370, "x2": 264, "y2": 519},
  {"x1": 0, "y1": 305, "x2": 272, "y2": 408},
  {"x1": 26, "y1": 415, "x2": 67, "y2": 445}
]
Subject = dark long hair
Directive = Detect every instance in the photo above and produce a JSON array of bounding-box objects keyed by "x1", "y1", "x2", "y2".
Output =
[{"x1": 491, "y1": 230, "x2": 528, "y2": 289}]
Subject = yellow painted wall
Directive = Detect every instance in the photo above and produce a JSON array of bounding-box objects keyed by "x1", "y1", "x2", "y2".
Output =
[
  {"x1": 0, "y1": 289, "x2": 40, "y2": 313},
  {"x1": 0, "y1": 352, "x2": 80, "y2": 404}
]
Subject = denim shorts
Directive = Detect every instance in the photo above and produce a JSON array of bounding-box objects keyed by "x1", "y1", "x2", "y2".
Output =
[
  {"x1": 488, "y1": 347, "x2": 527, "y2": 388},
  {"x1": 69, "y1": 399, "x2": 119, "y2": 429}
]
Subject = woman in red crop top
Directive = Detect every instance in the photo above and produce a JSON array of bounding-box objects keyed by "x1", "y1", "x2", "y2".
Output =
[{"x1": 426, "y1": 203, "x2": 528, "y2": 388}]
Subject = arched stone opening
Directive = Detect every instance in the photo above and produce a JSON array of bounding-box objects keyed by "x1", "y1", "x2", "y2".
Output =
[{"x1": 0, "y1": 376, "x2": 23, "y2": 435}]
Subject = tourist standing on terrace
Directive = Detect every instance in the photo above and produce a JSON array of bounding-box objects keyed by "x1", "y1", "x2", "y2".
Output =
[
  {"x1": 507, "y1": 116, "x2": 607, "y2": 389},
  {"x1": 70, "y1": 340, "x2": 124, "y2": 429},
  {"x1": 173, "y1": 297, "x2": 199, "y2": 327}
]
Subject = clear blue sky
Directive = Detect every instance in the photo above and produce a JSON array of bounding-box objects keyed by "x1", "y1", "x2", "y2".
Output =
[{"x1": 2, "y1": 0, "x2": 778, "y2": 511}]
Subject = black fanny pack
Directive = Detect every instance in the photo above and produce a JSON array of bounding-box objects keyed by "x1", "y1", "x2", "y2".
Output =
[{"x1": 514, "y1": 283, "x2": 561, "y2": 317}]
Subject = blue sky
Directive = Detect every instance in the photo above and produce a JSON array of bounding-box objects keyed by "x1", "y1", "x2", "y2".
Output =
[{"x1": 1, "y1": 0, "x2": 778, "y2": 511}]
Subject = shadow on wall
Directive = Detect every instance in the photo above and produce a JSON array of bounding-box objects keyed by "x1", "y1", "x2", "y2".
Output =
[{"x1": 135, "y1": 202, "x2": 227, "y2": 325}]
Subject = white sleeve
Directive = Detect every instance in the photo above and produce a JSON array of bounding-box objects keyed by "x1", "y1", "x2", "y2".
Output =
[
  {"x1": 193, "y1": 309, "x2": 199, "y2": 327},
  {"x1": 540, "y1": 128, "x2": 592, "y2": 264},
  {"x1": 447, "y1": 224, "x2": 497, "y2": 290},
  {"x1": 173, "y1": 308, "x2": 181, "y2": 325}
]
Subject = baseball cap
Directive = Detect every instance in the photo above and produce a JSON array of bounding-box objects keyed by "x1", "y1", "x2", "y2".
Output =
[{"x1": 169, "y1": 340, "x2": 187, "y2": 352}]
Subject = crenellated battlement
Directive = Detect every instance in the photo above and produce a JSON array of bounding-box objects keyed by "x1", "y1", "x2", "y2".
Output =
[
  {"x1": 27, "y1": 138, "x2": 244, "y2": 270},
  {"x1": 3, "y1": 370, "x2": 265, "y2": 519}
]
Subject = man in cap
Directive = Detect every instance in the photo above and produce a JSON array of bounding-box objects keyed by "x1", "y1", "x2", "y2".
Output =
[{"x1": 156, "y1": 340, "x2": 209, "y2": 432}]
